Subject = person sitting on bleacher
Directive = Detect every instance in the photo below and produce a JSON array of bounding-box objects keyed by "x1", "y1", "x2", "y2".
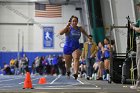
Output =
[
  {"x1": 79, "y1": 57, "x2": 86, "y2": 78},
  {"x1": 10, "y1": 58, "x2": 15, "y2": 74},
  {"x1": 2, "y1": 63, "x2": 12, "y2": 75}
]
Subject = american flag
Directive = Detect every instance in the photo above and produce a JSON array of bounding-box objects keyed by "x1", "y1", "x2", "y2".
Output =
[{"x1": 35, "y1": 3, "x2": 62, "y2": 18}]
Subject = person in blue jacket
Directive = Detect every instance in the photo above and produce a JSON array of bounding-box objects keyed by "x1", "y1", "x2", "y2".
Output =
[{"x1": 59, "y1": 15, "x2": 89, "y2": 79}]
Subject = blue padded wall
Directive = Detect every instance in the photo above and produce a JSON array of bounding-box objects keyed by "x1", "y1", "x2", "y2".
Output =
[{"x1": 0, "y1": 52, "x2": 63, "y2": 68}]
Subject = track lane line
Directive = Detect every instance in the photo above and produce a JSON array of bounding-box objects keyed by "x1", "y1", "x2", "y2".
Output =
[{"x1": 50, "y1": 75, "x2": 61, "y2": 84}]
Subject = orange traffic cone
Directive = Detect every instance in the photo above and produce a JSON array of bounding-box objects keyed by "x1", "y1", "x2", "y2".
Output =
[
  {"x1": 23, "y1": 72, "x2": 33, "y2": 89},
  {"x1": 38, "y1": 77, "x2": 47, "y2": 84}
]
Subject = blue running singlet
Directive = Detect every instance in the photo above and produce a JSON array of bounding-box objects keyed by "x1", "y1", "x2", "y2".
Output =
[
  {"x1": 97, "y1": 47, "x2": 102, "y2": 61},
  {"x1": 104, "y1": 44, "x2": 110, "y2": 59},
  {"x1": 63, "y1": 26, "x2": 81, "y2": 55}
]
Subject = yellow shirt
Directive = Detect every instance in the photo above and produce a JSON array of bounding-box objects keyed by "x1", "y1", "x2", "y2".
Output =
[
  {"x1": 82, "y1": 42, "x2": 97, "y2": 59},
  {"x1": 10, "y1": 59, "x2": 15, "y2": 66}
]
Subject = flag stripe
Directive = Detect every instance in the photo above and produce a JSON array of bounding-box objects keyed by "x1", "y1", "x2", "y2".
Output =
[
  {"x1": 35, "y1": 3, "x2": 62, "y2": 18},
  {"x1": 45, "y1": 5, "x2": 61, "y2": 8},
  {"x1": 35, "y1": 11, "x2": 61, "y2": 16},
  {"x1": 35, "y1": 14, "x2": 61, "y2": 17},
  {"x1": 35, "y1": 15, "x2": 62, "y2": 17},
  {"x1": 35, "y1": 10, "x2": 61, "y2": 14}
]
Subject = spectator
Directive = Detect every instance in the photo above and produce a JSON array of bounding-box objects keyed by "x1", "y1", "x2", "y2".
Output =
[{"x1": 82, "y1": 35, "x2": 97, "y2": 80}]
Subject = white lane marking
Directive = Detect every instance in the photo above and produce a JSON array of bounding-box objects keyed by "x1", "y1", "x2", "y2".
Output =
[
  {"x1": 35, "y1": 87, "x2": 101, "y2": 89},
  {"x1": 72, "y1": 76, "x2": 99, "y2": 87},
  {"x1": 0, "y1": 84, "x2": 21, "y2": 88},
  {"x1": 71, "y1": 76, "x2": 84, "y2": 84},
  {"x1": 76, "y1": 79, "x2": 98, "y2": 88},
  {"x1": 50, "y1": 75, "x2": 61, "y2": 84},
  {"x1": 77, "y1": 79, "x2": 84, "y2": 84},
  {"x1": 0, "y1": 86, "x2": 14, "y2": 87},
  {"x1": 0, "y1": 77, "x2": 24, "y2": 83}
]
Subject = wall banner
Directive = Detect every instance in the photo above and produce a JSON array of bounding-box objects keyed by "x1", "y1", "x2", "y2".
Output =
[{"x1": 43, "y1": 26, "x2": 54, "y2": 48}]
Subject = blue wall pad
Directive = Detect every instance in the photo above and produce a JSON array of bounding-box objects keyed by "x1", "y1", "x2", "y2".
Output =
[{"x1": 0, "y1": 52, "x2": 63, "y2": 68}]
